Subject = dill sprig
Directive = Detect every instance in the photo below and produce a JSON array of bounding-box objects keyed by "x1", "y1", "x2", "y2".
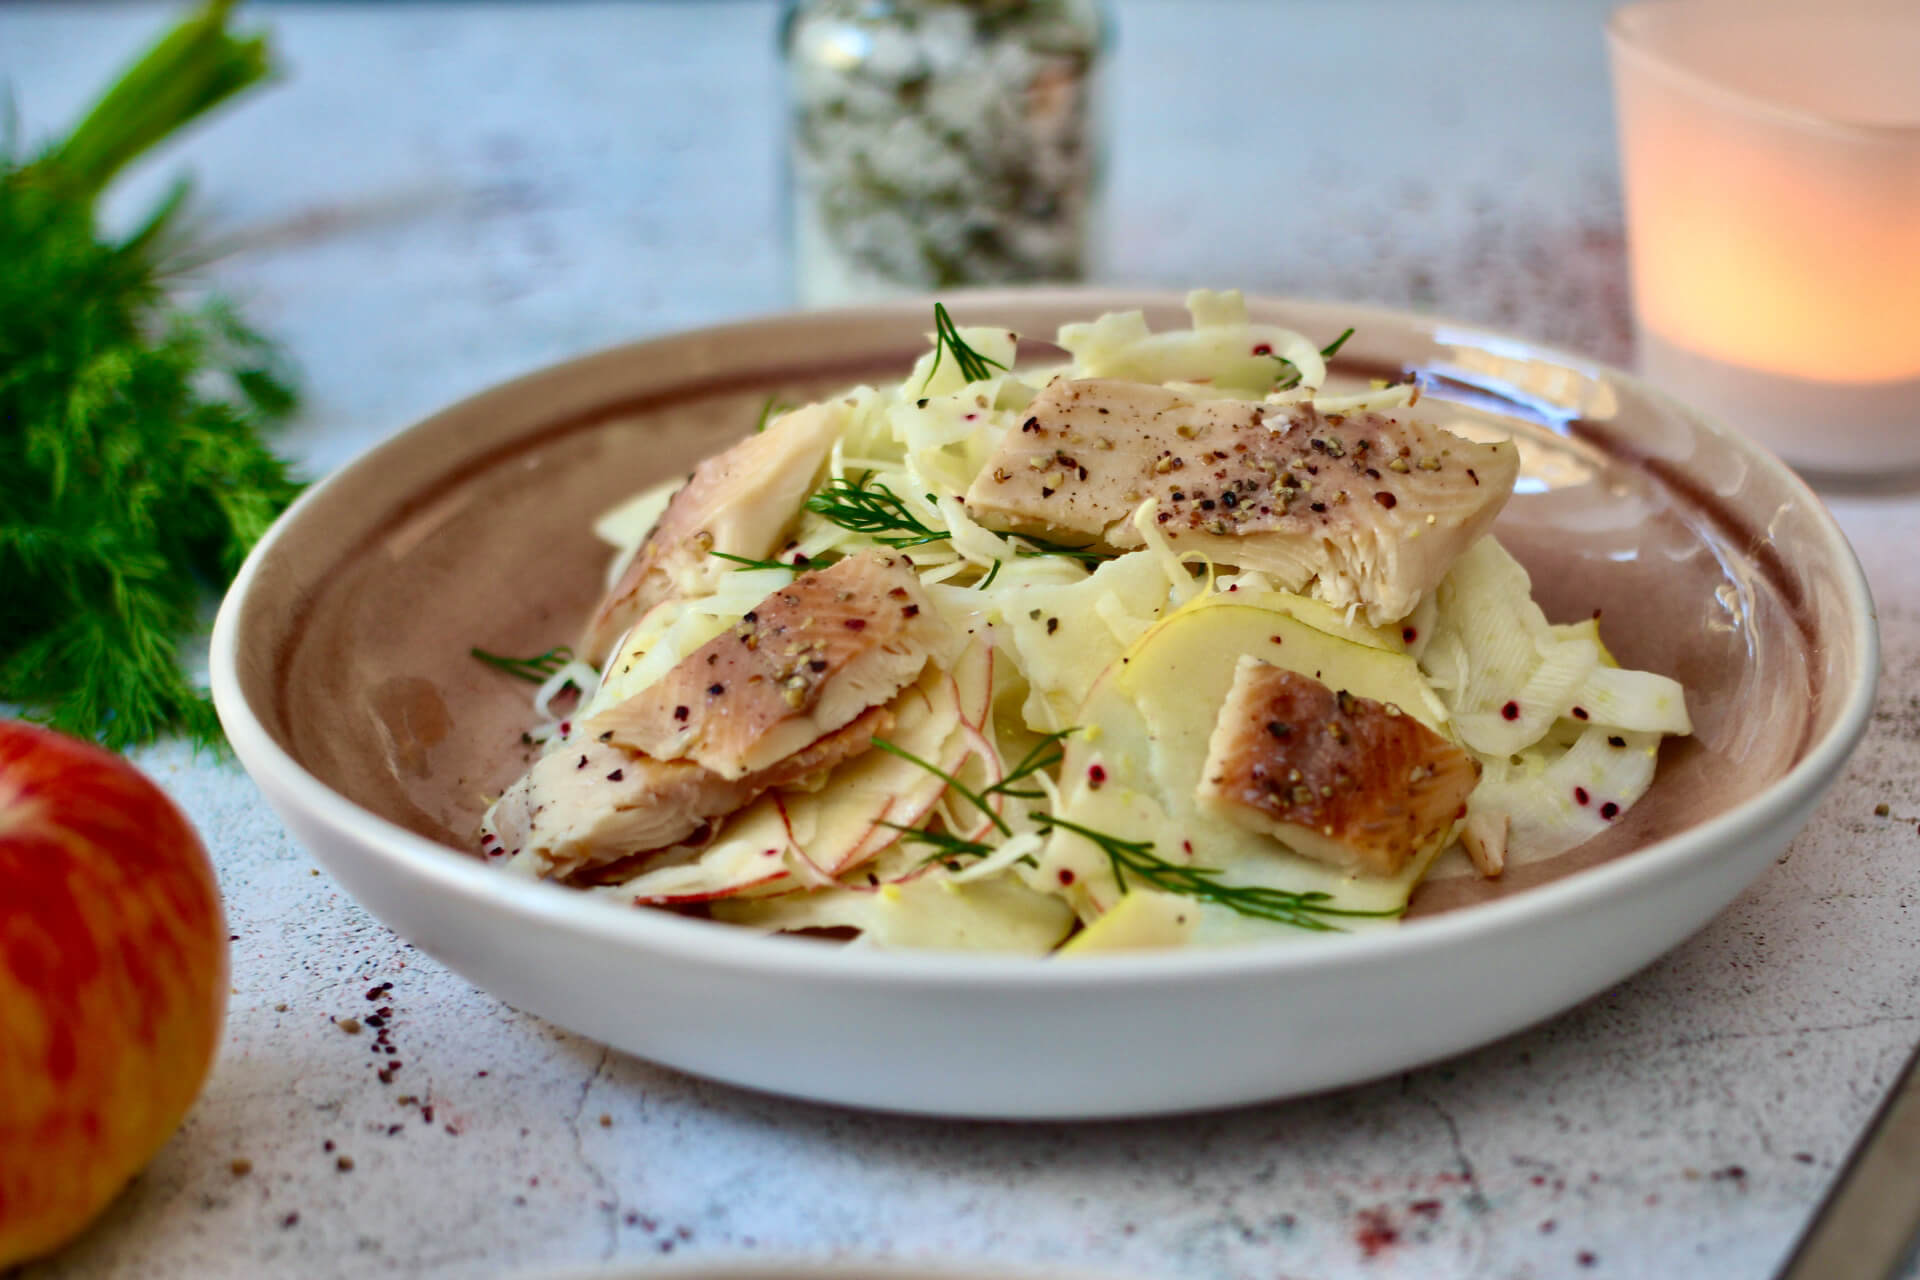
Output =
[
  {"x1": 1034, "y1": 814, "x2": 1399, "y2": 932},
  {"x1": 709, "y1": 549, "x2": 792, "y2": 571},
  {"x1": 976, "y1": 559, "x2": 1003, "y2": 590},
  {"x1": 1, "y1": 2, "x2": 297, "y2": 750},
  {"x1": 471, "y1": 645, "x2": 575, "y2": 684},
  {"x1": 1272, "y1": 328, "x2": 1358, "y2": 392},
  {"x1": 922, "y1": 301, "x2": 1009, "y2": 390},
  {"x1": 709, "y1": 548, "x2": 841, "y2": 573},
  {"x1": 753, "y1": 395, "x2": 794, "y2": 434},
  {"x1": 870, "y1": 737, "x2": 1009, "y2": 836},
  {"x1": 1012, "y1": 533, "x2": 1113, "y2": 567},
  {"x1": 870, "y1": 728, "x2": 1074, "y2": 840},
  {"x1": 989, "y1": 729, "x2": 1073, "y2": 799},
  {"x1": 805, "y1": 473, "x2": 951, "y2": 549},
  {"x1": 879, "y1": 821, "x2": 997, "y2": 865}
]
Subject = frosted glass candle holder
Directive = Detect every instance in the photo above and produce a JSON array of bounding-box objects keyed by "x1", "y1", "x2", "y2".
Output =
[{"x1": 1608, "y1": 1, "x2": 1920, "y2": 480}]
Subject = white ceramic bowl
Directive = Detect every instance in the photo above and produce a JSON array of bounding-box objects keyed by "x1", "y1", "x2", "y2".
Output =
[{"x1": 211, "y1": 291, "x2": 1877, "y2": 1119}]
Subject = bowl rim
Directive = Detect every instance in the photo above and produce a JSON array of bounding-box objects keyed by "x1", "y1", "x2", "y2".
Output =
[{"x1": 210, "y1": 288, "x2": 1881, "y2": 987}]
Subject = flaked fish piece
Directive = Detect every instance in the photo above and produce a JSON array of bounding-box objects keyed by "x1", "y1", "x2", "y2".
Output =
[
  {"x1": 1196, "y1": 656, "x2": 1480, "y2": 878},
  {"x1": 962, "y1": 378, "x2": 1519, "y2": 624},
  {"x1": 490, "y1": 706, "x2": 891, "y2": 883},
  {"x1": 583, "y1": 401, "x2": 844, "y2": 662},
  {"x1": 584, "y1": 553, "x2": 947, "y2": 781}
]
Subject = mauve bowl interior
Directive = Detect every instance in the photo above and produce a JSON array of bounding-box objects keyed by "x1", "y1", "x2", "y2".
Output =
[{"x1": 222, "y1": 291, "x2": 1869, "y2": 929}]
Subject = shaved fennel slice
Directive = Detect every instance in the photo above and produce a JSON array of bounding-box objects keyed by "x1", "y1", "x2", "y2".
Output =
[
  {"x1": 992, "y1": 549, "x2": 1170, "y2": 730},
  {"x1": 1427, "y1": 538, "x2": 1551, "y2": 714},
  {"x1": 1571, "y1": 664, "x2": 1692, "y2": 736},
  {"x1": 592, "y1": 476, "x2": 679, "y2": 589},
  {"x1": 907, "y1": 324, "x2": 1020, "y2": 400},
  {"x1": 1453, "y1": 631, "x2": 1598, "y2": 757},
  {"x1": 1418, "y1": 535, "x2": 1687, "y2": 862},
  {"x1": 947, "y1": 832, "x2": 1045, "y2": 884},
  {"x1": 1308, "y1": 383, "x2": 1418, "y2": 415},
  {"x1": 1470, "y1": 728, "x2": 1662, "y2": 864},
  {"x1": 1059, "y1": 290, "x2": 1326, "y2": 394},
  {"x1": 583, "y1": 567, "x2": 796, "y2": 715}
]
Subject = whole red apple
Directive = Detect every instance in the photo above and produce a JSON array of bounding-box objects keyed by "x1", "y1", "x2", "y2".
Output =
[{"x1": 0, "y1": 722, "x2": 227, "y2": 1266}]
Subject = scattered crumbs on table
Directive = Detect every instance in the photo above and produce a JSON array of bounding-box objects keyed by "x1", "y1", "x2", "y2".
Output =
[
  {"x1": 1540, "y1": 1219, "x2": 1557, "y2": 1234},
  {"x1": 336, "y1": 1155, "x2": 355, "y2": 1172},
  {"x1": 598, "y1": 1113, "x2": 612, "y2": 1128},
  {"x1": 280, "y1": 1212, "x2": 300, "y2": 1230},
  {"x1": 229, "y1": 1158, "x2": 253, "y2": 1177},
  {"x1": 1353, "y1": 1205, "x2": 1399, "y2": 1258},
  {"x1": 1875, "y1": 802, "x2": 1891, "y2": 816},
  {"x1": 1578, "y1": 1250, "x2": 1598, "y2": 1267},
  {"x1": 322, "y1": 1140, "x2": 335, "y2": 1153},
  {"x1": 273, "y1": 1003, "x2": 287, "y2": 1012},
  {"x1": 1794, "y1": 1152, "x2": 1817, "y2": 1164},
  {"x1": 337, "y1": 1017, "x2": 362, "y2": 1034}
]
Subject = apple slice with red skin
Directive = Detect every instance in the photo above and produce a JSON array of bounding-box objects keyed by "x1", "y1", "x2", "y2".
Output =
[{"x1": 0, "y1": 721, "x2": 227, "y2": 1267}]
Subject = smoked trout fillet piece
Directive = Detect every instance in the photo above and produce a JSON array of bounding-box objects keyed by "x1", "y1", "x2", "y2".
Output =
[
  {"x1": 491, "y1": 553, "x2": 946, "y2": 881},
  {"x1": 583, "y1": 402, "x2": 844, "y2": 661},
  {"x1": 1196, "y1": 656, "x2": 1480, "y2": 877},
  {"x1": 962, "y1": 378, "x2": 1520, "y2": 624}
]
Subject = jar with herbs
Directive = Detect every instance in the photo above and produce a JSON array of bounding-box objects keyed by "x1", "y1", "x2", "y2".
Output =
[{"x1": 781, "y1": 0, "x2": 1110, "y2": 305}]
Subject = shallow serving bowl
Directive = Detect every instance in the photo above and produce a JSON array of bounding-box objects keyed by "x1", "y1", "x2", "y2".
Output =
[{"x1": 211, "y1": 290, "x2": 1877, "y2": 1119}]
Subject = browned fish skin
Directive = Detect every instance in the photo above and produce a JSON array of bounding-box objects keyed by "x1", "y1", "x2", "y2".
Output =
[
  {"x1": 582, "y1": 402, "x2": 842, "y2": 661},
  {"x1": 1197, "y1": 658, "x2": 1479, "y2": 878},
  {"x1": 492, "y1": 705, "x2": 891, "y2": 883},
  {"x1": 962, "y1": 378, "x2": 1519, "y2": 623},
  {"x1": 584, "y1": 553, "x2": 943, "y2": 780}
]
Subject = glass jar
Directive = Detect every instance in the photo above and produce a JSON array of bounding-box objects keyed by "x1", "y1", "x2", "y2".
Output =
[{"x1": 781, "y1": 0, "x2": 1110, "y2": 305}]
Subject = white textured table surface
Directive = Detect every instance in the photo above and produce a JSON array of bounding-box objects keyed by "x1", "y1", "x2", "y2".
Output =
[{"x1": 6, "y1": 3, "x2": 1920, "y2": 1278}]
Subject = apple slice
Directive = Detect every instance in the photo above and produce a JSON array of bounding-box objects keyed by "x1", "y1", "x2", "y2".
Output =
[
  {"x1": 949, "y1": 628, "x2": 996, "y2": 729},
  {"x1": 783, "y1": 662, "x2": 970, "y2": 878},
  {"x1": 711, "y1": 873, "x2": 1074, "y2": 954}
]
